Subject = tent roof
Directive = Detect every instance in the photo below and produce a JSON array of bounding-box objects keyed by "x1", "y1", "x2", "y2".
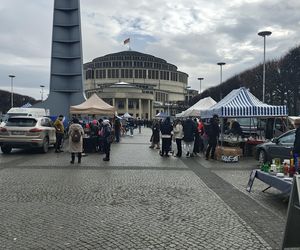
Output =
[
  {"x1": 122, "y1": 112, "x2": 132, "y2": 118},
  {"x1": 201, "y1": 87, "x2": 288, "y2": 118},
  {"x1": 155, "y1": 112, "x2": 168, "y2": 118},
  {"x1": 70, "y1": 93, "x2": 115, "y2": 115},
  {"x1": 180, "y1": 97, "x2": 216, "y2": 117}
]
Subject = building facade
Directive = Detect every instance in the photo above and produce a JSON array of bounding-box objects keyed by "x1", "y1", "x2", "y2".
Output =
[{"x1": 84, "y1": 51, "x2": 190, "y2": 119}]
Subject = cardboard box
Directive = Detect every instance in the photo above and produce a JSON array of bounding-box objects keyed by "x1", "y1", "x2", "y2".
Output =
[{"x1": 216, "y1": 146, "x2": 243, "y2": 162}]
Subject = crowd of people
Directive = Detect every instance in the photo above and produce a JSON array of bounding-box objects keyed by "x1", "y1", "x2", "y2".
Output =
[
  {"x1": 53, "y1": 115, "x2": 115, "y2": 162},
  {"x1": 52, "y1": 115, "x2": 154, "y2": 163},
  {"x1": 51, "y1": 112, "x2": 264, "y2": 164},
  {"x1": 149, "y1": 115, "x2": 221, "y2": 160}
]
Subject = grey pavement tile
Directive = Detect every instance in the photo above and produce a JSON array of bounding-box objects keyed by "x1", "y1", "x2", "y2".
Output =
[{"x1": 0, "y1": 168, "x2": 271, "y2": 249}]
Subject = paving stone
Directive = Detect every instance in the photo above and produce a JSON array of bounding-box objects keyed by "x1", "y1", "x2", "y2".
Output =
[{"x1": 0, "y1": 129, "x2": 279, "y2": 249}]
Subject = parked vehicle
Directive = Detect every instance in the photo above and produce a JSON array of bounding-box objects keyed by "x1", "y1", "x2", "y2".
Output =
[
  {"x1": 8, "y1": 107, "x2": 48, "y2": 117},
  {"x1": 255, "y1": 129, "x2": 295, "y2": 164},
  {"x1": 0, "y1": 116, "x2": 56, "y2": 154}
]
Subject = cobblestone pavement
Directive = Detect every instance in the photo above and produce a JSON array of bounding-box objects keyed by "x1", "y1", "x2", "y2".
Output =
[{"x1": 0, "y1": 127, "x2": 288, "y2": 249}]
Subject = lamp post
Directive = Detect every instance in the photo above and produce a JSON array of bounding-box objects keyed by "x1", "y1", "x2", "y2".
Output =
[
  {"x1": 217, "y1": 62, "x2": 226, "y2": 100},
  {"x1": 258, "y1": 30, "x2": 272, "y2": 103},
  {"x1": 8, "y1": 75, "x2": 15, "y2": 108},
  {"x1": 186, "y1": 86, "x2": 191, "y2": 105},
  {"x1": 197, "y1": 77, "x2": 204, "y2": 94},
  {"x1": 40, "y1": 85, "x2": 45, "y2": 101}
]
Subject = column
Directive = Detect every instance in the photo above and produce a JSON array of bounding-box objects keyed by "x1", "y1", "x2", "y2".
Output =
[
  {"x1": 148, "y1": 99, "x2": 151, "y2": 119},
  {"x1": 112, "y1": 98, "x2": 115, "y2": 107},
  {"x1": 139, "y1": 99, "x2": 142, "y2": 118},
  {"x1": 151, "y1": 100, "x2": 153, "y2": 119},
  {"x1": 126, "y1": 98, "x2": 129, "y2": 113}
]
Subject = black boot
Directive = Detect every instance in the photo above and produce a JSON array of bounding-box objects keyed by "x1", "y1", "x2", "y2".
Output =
[
  {"x1": 103, "y1": 153, "x2": 110, "y2": 161},
  {"x1": 70, "y1": 153, "x2": 75, "y2": 164},
  {"x1": 78, "y1": 153, "x2": 82, "y2": 164}
]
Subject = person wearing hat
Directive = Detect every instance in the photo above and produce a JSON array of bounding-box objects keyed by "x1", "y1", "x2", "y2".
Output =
[{"x1": 293, "y1": 119, "x2": 300, "y2": 167}]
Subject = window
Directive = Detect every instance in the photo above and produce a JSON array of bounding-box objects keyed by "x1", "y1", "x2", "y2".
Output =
[
  {"x1": 118, "y1": 101, "x2": 124, "y2": 109},
  {"x1": 6, "y1": 118, "x2": 37, "y2": 127},
  {"x1": 279, "y1": 131, "x2": 295, "y2": 144},
  {"x1": 128, "y1": 100, "x2": 134, "y2": 109}
]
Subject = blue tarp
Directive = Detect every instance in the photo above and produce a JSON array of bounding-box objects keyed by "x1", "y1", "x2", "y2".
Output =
[{"x1": 201, "y1": 87, "x2": 288, "y2": 118}]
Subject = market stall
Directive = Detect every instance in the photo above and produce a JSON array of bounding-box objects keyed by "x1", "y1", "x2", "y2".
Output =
[
  {"x1": 70, "y1": 94, "x2": 115, "y2": 153},
  {"x1": 70, "y1": 93, "x2": 115, "y2": 115},
  {"x1": 176, "y1": 96, "x2": 216, "y2": 118},
  {"x1": 201, "y1": 87, "x2": 288, "y2": 161}
]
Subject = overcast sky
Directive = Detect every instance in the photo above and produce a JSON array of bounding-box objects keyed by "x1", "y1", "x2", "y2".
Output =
[{"x1": 0, "y1": 0, "x2": 300, "y2": 100}]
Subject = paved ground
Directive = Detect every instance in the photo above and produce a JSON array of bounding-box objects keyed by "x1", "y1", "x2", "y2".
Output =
[{"x1": 0, "y1": 128, "x2": 290, "y2": 249}]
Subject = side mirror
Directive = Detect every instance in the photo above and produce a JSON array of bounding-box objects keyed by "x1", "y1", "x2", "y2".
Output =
[{"x1": 271, "y1": 138, "x2": 279, "y2": 144}]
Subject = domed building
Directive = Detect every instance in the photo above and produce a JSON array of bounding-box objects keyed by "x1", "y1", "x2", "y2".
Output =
[{"x1": 84, "y1": 50, "x2": 189, "y2": 119}]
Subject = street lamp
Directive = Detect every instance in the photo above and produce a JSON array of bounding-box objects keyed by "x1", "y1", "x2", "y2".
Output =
[
  {"x1": 197, "y1": 77, "x2": 204, "y2": 94},
  {"x1": 186, "y1": 86, "x2": 191, "y2": 105},
  {"x1": 8, "y1": 75, "x2": 15, "y2": 108},
  {"x1": 40, "y1": 85, "x2": 45, "y2": 101},
  {"x1": 258, "y1": 30, "x2": 272, "y2": 103},
  {"x1": 217, "y1": 62, "x2": 226, "y2": 100}
]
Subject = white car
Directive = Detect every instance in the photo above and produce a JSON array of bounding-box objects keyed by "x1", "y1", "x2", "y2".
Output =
[{"x1": 0, "y1": 116, "x2": 56, "y2": 154}]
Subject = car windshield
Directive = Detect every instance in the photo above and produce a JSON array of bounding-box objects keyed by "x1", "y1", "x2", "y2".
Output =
[
  {"x1": 6, "y1": 118, "x2": 37, "y2": 127},
  {"x1": 236, "y1": 118, "x2": 258, "y2": 127},
  {"x1": 278, "y1": 130, "x2": 295, "y2": 144}
]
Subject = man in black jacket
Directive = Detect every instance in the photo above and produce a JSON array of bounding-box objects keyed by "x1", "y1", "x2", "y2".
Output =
[
  {"x1": 160, "y1": 117, "x2": 173, "y2": 157},
  {"x1": 205, "y1": 114, "x2": 220, "y2": 160}
]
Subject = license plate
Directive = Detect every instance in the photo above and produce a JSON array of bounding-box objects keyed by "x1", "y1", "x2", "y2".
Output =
[{"x1": 11, "y1": 131, "x2": 25, "y2": 135}]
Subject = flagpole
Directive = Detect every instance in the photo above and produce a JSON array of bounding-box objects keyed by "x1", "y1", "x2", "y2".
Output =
[{"x1": 128, "y1": 36, "x2": 131, "y2": 51}]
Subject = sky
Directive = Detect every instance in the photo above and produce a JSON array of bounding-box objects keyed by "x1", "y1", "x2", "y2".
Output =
[{"x1": 0, "y1": 0, "x2": 300, "y2": 100}]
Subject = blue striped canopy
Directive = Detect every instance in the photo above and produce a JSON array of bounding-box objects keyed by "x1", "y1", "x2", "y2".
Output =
[{"x1": 201, "y1": 87, "x2": 288, "y2": 118}]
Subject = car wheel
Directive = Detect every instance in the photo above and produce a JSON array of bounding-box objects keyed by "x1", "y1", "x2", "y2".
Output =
[
  {"x1": 41, "y1": 137, "x2": 49, "y2": 153},
  {"x1": 1, "y1": 145, "x2": 12, "y2": 154},
  {"x1": 258, "y1": 150, "x2": 267, "y2": 164}
]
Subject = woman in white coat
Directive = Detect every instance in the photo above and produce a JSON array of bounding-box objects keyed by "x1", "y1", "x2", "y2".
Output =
[
  {"x1": 173, "y1": 119, "x2": 184, "y2": 157},
  {"x1": 68, "y1": 118, "x2": 84, "y2": 164}
]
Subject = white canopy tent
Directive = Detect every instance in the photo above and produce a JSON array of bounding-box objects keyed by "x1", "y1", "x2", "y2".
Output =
[
  {"x1": 122, "y1": 112, "x2": 132, "y2": 118},
  {"x1": 176, "y1": 97, "x2": 217, "y2": 118}
]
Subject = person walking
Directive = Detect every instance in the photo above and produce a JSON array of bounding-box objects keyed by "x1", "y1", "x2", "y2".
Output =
[
  {"x1": 101, "y1": 119, "x2": 113, "y2": 161},
  {"x1": 193, "y1": 118, "x2": 201, "y2": 155},
  {"x1": 53, "y1": 114, "x2": 65, "y2": 153},
  {"x1": 114, "y1": 117, "x2": 121, "y2": 143},
  {"x1": 149, "y1": 120, "x2": 160, "y2": 149},
  {"x1": 205, "y1": 114, "x2": 220, "y2": 160},
  {"x1": 173, "y1": 119, "x2": 184, "y2": 157},
  {"x1": 137, "y1": 118, "x2": 142, "y2": 134},
  {"x1": 160, "y1": 117, "x2": 173, "y2": 157},
  {"x1": 128, "y1": 118, "x2": 135, "y2": 137},
  {"x1": 68, "y1": 118, "x2": 84, "y2": 164},
  {"x1": 183, "y1": 118, "x2": 197, "y2": 157}
]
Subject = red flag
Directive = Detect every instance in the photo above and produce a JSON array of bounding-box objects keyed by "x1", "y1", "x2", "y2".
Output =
[{"x1": 124, "y1": 38, "x2": 130, "y2": 45}]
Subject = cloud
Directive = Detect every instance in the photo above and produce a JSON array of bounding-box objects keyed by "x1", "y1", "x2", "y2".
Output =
[{"x1": 0, "y1": 0, "x2": 300, "y2": 98}]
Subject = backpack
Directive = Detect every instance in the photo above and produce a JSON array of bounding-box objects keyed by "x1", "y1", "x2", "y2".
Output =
[{"x1": 72, "y1": 128, "x2": 81, "y2": 143}]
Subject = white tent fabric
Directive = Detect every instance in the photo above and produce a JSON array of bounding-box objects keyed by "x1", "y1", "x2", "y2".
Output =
[
  {"x1": 70, "y1": 93, "x2": 115, "y2": 115},
  {"x1": 155, "y1": 112, "x2": 168, "y2": 118},
  {"x1": 201, "y1": 87, "x2": 288, "y2": 118},
  {"x1": 175, "y1": 111, "x2": 185, "y2": 118},
  {"x1": 179, "y1": 97, "x2": 217, "y2": 117},
  {"x1": 122, "y1": 112, "x2": 132, "y2": 118},
  {"x1": 175, "y1": 97, "x2": 216, "y2": 117}
]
